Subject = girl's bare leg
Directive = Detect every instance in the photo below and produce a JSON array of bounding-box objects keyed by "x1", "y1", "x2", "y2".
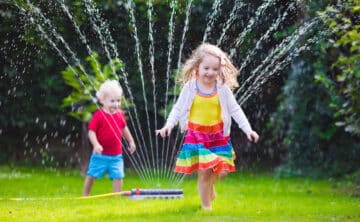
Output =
[
  {"x1": 210, "y1": 171, "x2": 228, "y2": 201},
  {"x1": 198, "y1": 169, "x2": 229, "y2": 209},
  {"x1": 112, "y1": 178, "x2": 123, "y2": 192},
  {"x1": 211, "y1": 184, "x2": 216, "y2": 201},
  {"x1": 197, "y1": 169, "x2": 213, "y2": 210},
  {"x1": 83, "y1": 176, "x2": 95, "y2": 196}
]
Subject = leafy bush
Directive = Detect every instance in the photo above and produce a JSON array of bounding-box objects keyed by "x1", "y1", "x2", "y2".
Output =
[
  {"x1": 269, "y1": 57, "x2": 360, "y2": 178},
  {"x1": 317, "y1": 0, "x2": 360, "y2": 135},
  {"x1": 61, "y1": 52, "x2": 128, "y2": 121},
  {"x1": 268, "y1": 0, "x2": 360, "y2": 178}
]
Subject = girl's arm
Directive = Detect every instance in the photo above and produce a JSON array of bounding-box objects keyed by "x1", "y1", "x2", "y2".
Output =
[
  {"x1": 165, "y1": 82, "x2": 191, "y2": 128},
  {"x1": 156, "y1": 82, "x2": 191, "y2": 137},
  {"x1": 88, "y1": 130, "x2": 103, "y2": 153},
  {"x1": 225, "y1": 87, "x2": 260, "y2": 143},
  {"x1": 122, "y1": 126, "x2": 136, "y2": 154},
  {"x1": 226, "y1": 90, "x2": 252, "y2": 132},
  {"x1": 155, "y1": 125, "x2": 173, "y2": 137}
]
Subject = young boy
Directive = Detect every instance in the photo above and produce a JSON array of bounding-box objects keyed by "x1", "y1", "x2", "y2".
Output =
[{"x1": 83, "y1": 80, "x2": 136, "y2": 196}]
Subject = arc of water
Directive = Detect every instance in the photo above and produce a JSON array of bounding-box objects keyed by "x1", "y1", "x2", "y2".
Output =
[
  {"x1": 165, "y1": 0, "x2": 194, "y2": 182},
  {"x1": 83, "y1": 0, "x2": 116, "y2": 75},
  {"x1": 25, "y1": 1, "x2": 94, "y2": 86},
  {"x1": 230, "y1": 0, "x2": 277, "y2": 59},
  {"x1": 235, "y1": 18, "x2": 320, "y2": 99},
  {"x1": 125, "y1": 0, "x2": 155, "y2": 182},
  {"x1": 161, "y1": 0, "x2": 177, "y2": 180},
  {"x1": 24, "y1": 4, "x2": 150, "y2": 183},
  {"x1": 239, "y1": 31, "x2": 325, "y2": 105},
  {"x1": 202, "y1": 0, "x2": 223, "y2": 43},
  {"x1": 173, "y1": 0, "x2": 193, "y2": 102},
  {"x1": 82, "y1": 0, "x2": 154, "y2": 181},
  {"x1": 57, "y1": 0, "x2": 103, "y2": 78},
  {"x1": 239, "y1": 42, "x2": 312, "y2": 106},
  {"x1": 237, "y1": 20, "x2": 321, "y2": 105},
  {"x1": 146, "y1": 0, "x2": 158, "y2": 179},
  {"x1": 121, "y1": 141, "x2": 148, "y2": 183},
  {"x1": 237, "y1": 2, "x2": 296, "y2": 76},
  {"x1": 216, "y1": 0, "x2": 245, "y2": 47}
]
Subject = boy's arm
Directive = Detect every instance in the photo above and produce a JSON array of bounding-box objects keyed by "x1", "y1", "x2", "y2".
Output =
[
  {"x1": 88, "y1": 130, "x2": 103, "y2": 153},
  {"x1": 122, "y1": 126, "x2": 136, "y2": 154}
]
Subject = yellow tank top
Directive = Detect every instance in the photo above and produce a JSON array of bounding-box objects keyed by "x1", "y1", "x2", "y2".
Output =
[{"x1": 189, "y1": 93, "x2": 222, "y2": 126}]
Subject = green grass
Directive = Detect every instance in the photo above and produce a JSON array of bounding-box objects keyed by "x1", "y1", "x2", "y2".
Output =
[{"x1": 0, "y1": 166, "x2": 359, "y2": 221}]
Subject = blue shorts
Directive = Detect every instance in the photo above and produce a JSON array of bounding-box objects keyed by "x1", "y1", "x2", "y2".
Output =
[{"x1": 87, "y1": 153, "x2": 124, "y2": 179}]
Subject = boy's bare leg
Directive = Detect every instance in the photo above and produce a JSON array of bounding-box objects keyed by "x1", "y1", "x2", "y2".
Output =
[
  {"x1": 112, "y1": 178, "x2": 123, "y2": 193},
  {"x1": 83, "y1": 176, "x2": 95, "y2": 196}
]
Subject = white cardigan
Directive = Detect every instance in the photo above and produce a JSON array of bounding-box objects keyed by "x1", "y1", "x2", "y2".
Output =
[{"x1": 165, "y1": 80, "x2": 253, "y2": 136}]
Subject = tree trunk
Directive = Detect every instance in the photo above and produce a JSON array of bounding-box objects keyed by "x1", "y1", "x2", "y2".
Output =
[{"x1": 79, "y1": 122, "x2": 91, "y2": 176}]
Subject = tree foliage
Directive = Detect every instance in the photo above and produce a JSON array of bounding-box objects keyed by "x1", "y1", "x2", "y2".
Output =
[
  {"x1": 267, "y1": 1, "x2": 360, "y2": 177},
  {"x1": 61, "y1": 52, "x2": 127, "y2": 122},
  {"x1": 317, "y1": 0, "x2": 360, "y2": 135},
  {"x1": 269, "y1": 57, "x2": 360, "y2": 178}
]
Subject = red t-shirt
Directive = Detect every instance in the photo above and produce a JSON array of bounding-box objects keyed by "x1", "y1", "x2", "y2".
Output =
[{"x1": 88, "y1": 109, "x2": 127, "y2": 155}]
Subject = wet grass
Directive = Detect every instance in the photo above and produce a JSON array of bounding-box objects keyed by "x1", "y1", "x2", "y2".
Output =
[{"x1": 0, "y1": 166, "x2": 359, "y2": 221}]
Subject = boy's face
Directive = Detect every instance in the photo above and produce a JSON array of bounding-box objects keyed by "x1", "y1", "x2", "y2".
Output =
[{"x1": 102, "y1": 93, "x2": 121, "y2": 114}]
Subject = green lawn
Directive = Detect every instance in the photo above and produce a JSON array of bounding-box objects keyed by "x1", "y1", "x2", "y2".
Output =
[{"x1": 0, "y1": 166, "x2": 359, "y2": 221}]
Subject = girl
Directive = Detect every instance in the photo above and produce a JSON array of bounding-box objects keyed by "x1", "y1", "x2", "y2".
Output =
[{"x1": 156, "y1": 43, "x2": 259, "y2": 210}]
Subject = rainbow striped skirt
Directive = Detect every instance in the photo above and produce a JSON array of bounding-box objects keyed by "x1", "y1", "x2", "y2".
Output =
[{"x1": 174, "y1": 121, "x2": 235, "y2": 174}]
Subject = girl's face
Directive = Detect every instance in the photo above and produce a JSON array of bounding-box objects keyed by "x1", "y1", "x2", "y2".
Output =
[
  {"x1": 197, "y1": 53, "x2": 220, "y2": 86},
  {"x1": 101, "y1": 93, "x2": 121, "y2": 114}
]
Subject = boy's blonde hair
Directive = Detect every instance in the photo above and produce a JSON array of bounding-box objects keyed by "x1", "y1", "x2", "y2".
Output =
[
  {"x1": 178, "y1": 43, "x2": 239, "y2": 89},
  {"x1": 96, "y1": 80, "x2": 123, "y2": 103}
]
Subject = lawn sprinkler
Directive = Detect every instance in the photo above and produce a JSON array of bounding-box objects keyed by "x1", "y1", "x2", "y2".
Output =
[
  {"x1": 79, "y1": 188, "x2": 183, "y2": 200},
  {"x1": 124, "y1": 188, "x2": 183, "y2": 200}
]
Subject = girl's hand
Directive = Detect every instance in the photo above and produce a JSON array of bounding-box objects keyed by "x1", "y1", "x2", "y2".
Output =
[
  {"x1": 155, "y1": 126, "x2": 172, "y2": 137},
  {"x1": 127, "y1": 142, "x2": 136, "y2": 154},
  {"x1": 246, "y1": 131, "x2": 259, "y2": 143},
  {"x1": 93, "y1": 144, "x2": 103, "y2": 154}
]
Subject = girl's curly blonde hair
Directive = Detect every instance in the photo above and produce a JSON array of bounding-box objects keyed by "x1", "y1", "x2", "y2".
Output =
[{"x1": 178, "y1": 43, "x2": 239, "y2": 90}]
